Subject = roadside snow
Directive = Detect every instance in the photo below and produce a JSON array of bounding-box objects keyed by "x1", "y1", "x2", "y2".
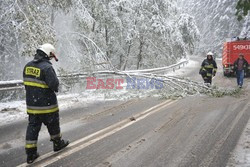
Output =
[
  {"x1": 0, "y1": 92, "x2": 111, "y2": 126},
  {"x1": 0, "y1": 101, "x2": 27, "y2": 125},
  {"x1": 227, "y1": 83, "x2": 250, "y2": 167},
  {"x1": 0, "y1": 89, "x2": 155, "y2": 126},
  {"x1": 227, "y1": 119, "x2": 250, "y2": 167}
]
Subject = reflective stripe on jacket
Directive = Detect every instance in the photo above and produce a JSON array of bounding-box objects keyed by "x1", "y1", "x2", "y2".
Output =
[
  {"x1": 23, "y1": 77, "x2": 49, "y2": 89},
  {"x1": 27, "y1": 104, "x2": 59, "y2": 114}
]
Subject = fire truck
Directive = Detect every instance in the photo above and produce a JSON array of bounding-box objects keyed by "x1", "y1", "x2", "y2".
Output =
[{"x1": 222, "y1": 38, "x2": 250, "y2": 77}]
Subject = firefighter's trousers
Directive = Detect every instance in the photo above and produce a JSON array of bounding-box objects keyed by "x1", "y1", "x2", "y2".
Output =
[
  {"x1": 203, "y1": 76, "x2": 212, "y2": 84},
  {"x1": 25, "y1": 112, "x2": 61, "y2": 154}
]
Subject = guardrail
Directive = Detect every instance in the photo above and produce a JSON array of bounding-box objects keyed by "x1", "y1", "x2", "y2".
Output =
[
  {"x1": 0, "y1": 80, "x2": 24, "y2": 91},
  {"x1": 0, "y1": 60, "x2": 189, "y2": 92},
  {"x1": 124, "y1": 60, "x2": 188, "y2": 74}
]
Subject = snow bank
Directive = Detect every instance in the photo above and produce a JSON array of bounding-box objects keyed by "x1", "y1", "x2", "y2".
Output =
[
  {"x1": 227, "y1": 119, "x2": 250, "y2": 167},
  {"x1": 0, "y1": 101, "x2": 27, "y2": 126},
  {"x1": 0, "y1": 93, "x2": 103, "y2": 126}
]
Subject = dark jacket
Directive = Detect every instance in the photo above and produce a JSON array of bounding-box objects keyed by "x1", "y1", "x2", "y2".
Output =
[
  {"x1": 200, "y1": 57, "x2": 217, "y2": 78},
  {"x1": 23, "y1": 50, "x2": 59, "y2": 114},
  {"x1": 233, "y1": 58, "x2": 248, "y2": 72}
]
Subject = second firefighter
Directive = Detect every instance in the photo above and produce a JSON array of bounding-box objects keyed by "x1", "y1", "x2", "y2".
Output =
[{"x1": 199, "y1": 52, "x2": 218, "y2": 85}]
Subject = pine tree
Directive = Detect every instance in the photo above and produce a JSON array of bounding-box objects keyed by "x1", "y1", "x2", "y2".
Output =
[{"x1": 236, "y1": 0, "x2": 250, "y2": 21}]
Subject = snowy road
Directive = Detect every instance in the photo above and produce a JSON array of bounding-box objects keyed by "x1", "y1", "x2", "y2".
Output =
[{"x1": 1, "y1": 56, "x2": 250, "y2": 167}]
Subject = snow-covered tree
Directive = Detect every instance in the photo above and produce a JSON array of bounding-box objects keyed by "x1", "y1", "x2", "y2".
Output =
[
  {"x1": 71, "y1": 0, "x2": 200, "y2": 71},
  {"x1": 0, "y1": 0, "x2": 56, "y2": 80},
  {"x1": 236, "y1": 0, "x2": 250, "y2": 37},
  {"x1": 177, "y1": 0, "x2": 248, "y2": 56},
  {"x1": 0, "y1": 0, "x2": 200, "y2": 80}
]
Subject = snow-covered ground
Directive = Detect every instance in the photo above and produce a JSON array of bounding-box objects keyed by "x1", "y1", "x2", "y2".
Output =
[
  {"x1": 227, "y1": 118, "x2": 250, "y2": 167},
  {"x1": 0, "y1": 91, "x2": 131, "y2": 126},
  {"x1": 226, "y1": 83, "x2": 250, "y2": 167},
  {"x1": 0, "y1": 88, "x2": 165, "y2": 126}
]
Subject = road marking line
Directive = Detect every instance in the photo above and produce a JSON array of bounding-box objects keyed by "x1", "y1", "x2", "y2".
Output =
[{"x1": 17, "y1": 99, "x2": 176, "y2": 167}]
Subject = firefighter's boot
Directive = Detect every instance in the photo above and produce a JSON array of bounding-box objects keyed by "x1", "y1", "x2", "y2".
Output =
[
  {"x1": 26, "y1": 148, "x2": 39, "y2": 164},
  {"x1": 52, "y1": 137, "x2": 69, "y2": 152}
]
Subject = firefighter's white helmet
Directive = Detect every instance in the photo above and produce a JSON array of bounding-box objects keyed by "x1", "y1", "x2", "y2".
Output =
[
  {"x1": 207, "y1": 52, "x2": 214, "y2": 56},
  {"x1": 38, "y1": 43, "x2": 55, "y2": 56}
]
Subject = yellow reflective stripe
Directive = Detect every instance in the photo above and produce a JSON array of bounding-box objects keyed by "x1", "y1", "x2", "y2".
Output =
[
  {"x1": 207, "y1": 73, "x2": 212, "y2": 76},
  {"x1": 24, "y1": 81, "x2": 49, "y2": 89},
  {"x1": 23, "y1": 77, "x2": 47, "y2": 85},
  {"x1": 27, "y1": 104, "x2": 58, "y2": 110},
  {"x1": 213, "y1": 68, "x2": 217, "y2": 72},
  {"x1": 27, "y1": 107, "x2": 59, "y2": 114},
  {"x1": 25, "y1": 143, "x2": 37, "y2": 148},
  {"x1": 204, "y1": 64, "x2": 214, "y2": 68}
]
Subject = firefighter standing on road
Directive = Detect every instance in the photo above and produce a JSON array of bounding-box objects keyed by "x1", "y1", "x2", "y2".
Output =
[
  {"x1": 23, "y1": 43, "x2": 69, "y2": 164},
  {"x1": 199, "y1": 52, "x2": 218, "y2": 85},
  {"x1": 233, "y1": 53, "x2": 248, "y2": 88}
]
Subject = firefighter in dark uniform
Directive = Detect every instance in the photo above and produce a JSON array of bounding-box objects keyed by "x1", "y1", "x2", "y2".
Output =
[
  {"x1": 199, "y1": 52, "x2": 218, "y2": 85},
  {"x1": 23, "y1": 43, "x2": 69, "y2": 164}
]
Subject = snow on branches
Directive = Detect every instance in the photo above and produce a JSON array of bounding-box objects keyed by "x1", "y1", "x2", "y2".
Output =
[
  {"x1": 0, "y1": 0, "x2": 56, "y2": 57},
  {"x1": 58, "y1": 65, "x2": 240, "y2": 100},
  {"x1": 0, "y1": 0, "x2": 200, "y2": 81}
]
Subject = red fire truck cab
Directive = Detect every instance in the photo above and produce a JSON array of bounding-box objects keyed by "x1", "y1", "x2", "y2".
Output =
[{"x1": 222, "y1": 39, "x2": 250, "y2": 77}]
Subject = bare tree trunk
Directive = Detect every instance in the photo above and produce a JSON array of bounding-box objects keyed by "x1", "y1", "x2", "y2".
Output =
[
  {"x1": 91, "y1": 7, "x2": 95, "y2": 32},
  {"x1": 137, "y1": 37, "x2": 144, "y2": 70},
  {"x1": 121, "y1": 41, "x2": 132, "y2": 71},
  {"x1": 92, "y1": 21, "x2": 96, "y2": 32},
  {"x1": 105, "y1": 23, "x2": 110, "y2": 58},
  {"x1": 0, "y1": 48, "x2": 5, "y2": 80},
  {"x1": 14, "y1": 33, "x2": 22, "y2": 80},
  {"x1": 51, "y1": 7, "x2": 55, "y2": 25}
]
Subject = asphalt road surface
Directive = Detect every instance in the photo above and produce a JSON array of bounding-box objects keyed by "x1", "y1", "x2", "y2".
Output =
[{"x1": 1, "y1": 56, "x2": 250, "y2": 167}]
